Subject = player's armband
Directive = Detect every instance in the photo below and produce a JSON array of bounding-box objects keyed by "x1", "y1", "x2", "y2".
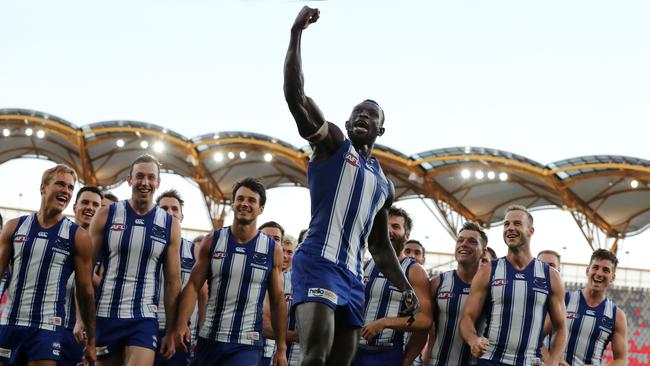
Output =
[{"x1": 306, "y1": 122, "x2": 329, "y2": 143}]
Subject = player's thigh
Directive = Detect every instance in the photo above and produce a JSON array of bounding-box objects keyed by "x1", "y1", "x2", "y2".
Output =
[
  {"x1": 325, "y1": 320, "x2": 359, "y2": 366},
  {"x1": 296, "y1": 302, "x2": 335, "y2": 361},
  {"x1": 124, "y1": 345, "x2": 156, "y2": 366}
]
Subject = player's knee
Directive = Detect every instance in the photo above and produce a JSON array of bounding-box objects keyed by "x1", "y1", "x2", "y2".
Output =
[{"x1": 301, "y1": 348, "x2": 328, "y2": 366}]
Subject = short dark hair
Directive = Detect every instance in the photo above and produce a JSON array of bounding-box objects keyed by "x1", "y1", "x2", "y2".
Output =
[
  {"x1": 129, "y1": 154, "x2": 161, "y2": 177},
  {"x1": 459, "y1": 222, "x2": 488, "y2": 249},
  {"x1": 298, "y1": 228, "x2": 309, "y2": 243},
  {"x1": 486, "y1": 247, "x2": 497, "y2": 260},
  {"x1": 505, "y1": 205, "x2": 534, "y2": 226},
  {"x1": 404, "y1": 239, "x2": 425, "y2": 254},
  {"x1": 75, "y1": 185, "x2": 103, "y2": 204},
  {"x1": 156, "y1": 189, "x2": 185, "y2": 208},
  {"x1": 388, "y1": 206, "x2": 413, "y2": 233},
  {"x1": 590, "y1": 249, "x2": 619, "y2": 270},
  {"x1": 232, "y1": 177, "x2": 266, "y2": 207},
  {"x1": 259, "y1": 221, "x2": 284, "y2": 239},
  {"x1": 538, "y1": 250, "x2": 561, "y2": 263},
  {"x1": 103, "y1": 192, "x2": 119, "y2": 203}
]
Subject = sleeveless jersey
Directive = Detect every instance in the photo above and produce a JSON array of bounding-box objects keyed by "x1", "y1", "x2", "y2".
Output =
[
  {"x1": 63, "y1": 276, "x2": 76, "y2": 329},
  {"x1": 360, "y1": 257, "x2": 416, "y2": 348},
  {"x1": 200, "y1": 227, "x2": 274, "y2": 346},
  {"x1": 563, "y1": 290, "x2": 616, "y2": 366},
  {"x1": 157, "y1": 238, "x2": 197, "y2": 333},
  {"x1": 265, "y1": 270, "x2": 301, "y2": 365},
  {"x1": 482, "y1": 258, "x2": 551, "y2": 365},
  {"x1": 299, "y1": 139, "x2": 391, "y2": 278},
  {"x1": 1, "y1": 214, "x2": 78, "y2": 331},
  {"x1": 429, "y1": 270, "x2": 475, "y2": 366},
  {"x1": 96, "y1": 200, "x2": 172, "y2": 319}
]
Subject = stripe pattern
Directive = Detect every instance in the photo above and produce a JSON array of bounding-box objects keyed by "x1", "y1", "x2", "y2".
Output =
[
  {"x1": 429, "y1": 270, "x2": 475, "y2": 366},
  {"x1": 1, "y1": 214, "x2": 77, "y2": 331},
  {"x1": 563, "y1": 290, "x2": 616, "y2": 366},
  {"x1": 96, "y1": 200, "x2": 172, "y2": 319},
  {"x1": 482, "y1": 258, "x2": 550, "y2": 365},
  {"x1": 200, "y1": 228, "x2": 274, "y2": 346},
  {"x1": 157, "y1": 238, "x2": 196, "y2": 332},
  {"x1": 360, "y1": 257, "x2": 416, "y2": 348},
  {"x1": 299, "y1": 139, "x2": 390, "y2": 278}
]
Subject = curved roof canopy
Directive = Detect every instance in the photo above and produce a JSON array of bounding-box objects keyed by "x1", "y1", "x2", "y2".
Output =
[{"x1": 2, "y1": 108, "x2": 649, "y2": 240}]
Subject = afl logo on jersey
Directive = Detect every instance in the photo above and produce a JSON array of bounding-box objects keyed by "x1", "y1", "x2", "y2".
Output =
[
  {"x1": 111, "y1": 224, "x2": 126, "y2": 232},
  {"x1": 213, "y1": 251, "x2": 226, "y2": 260},
  {"x1": 492, "y1": 279, "x2": 508, "y2": 287},
  {"x1": 344, "y1": 152, "x2": 360, "y2": 167},
  {"x1": 14, "y1": 235, "x2": 27, "y2": 244},
  {"x1": 438, "y1": 291, "x2": 455, "y2": 299},
  {"x1": 567, "y1": 311, "x2": 580, "y2": 320}
]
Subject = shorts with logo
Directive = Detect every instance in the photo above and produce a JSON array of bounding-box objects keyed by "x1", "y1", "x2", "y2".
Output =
[
  {"x1": 154, "y1": 328, "x2": 190, "y2": 366},
  {"x1": 96, "y1": 317, "x2": 158, "y2": 358},
  {"x1": 291, "y1": 250, "x2": 365, "y2": 327},
  {"x1": 59, "y1": 327, "x2": 84, "y2": 366},
  {"x1": 0, "y1": 325, "x2": 63, "y2": 363},
  {"x1": 193, "y1": 337, "x2": 262, "y2": 366},
  {"x1": 351, "y1": 347, "x2": 403, "y2": 366}
]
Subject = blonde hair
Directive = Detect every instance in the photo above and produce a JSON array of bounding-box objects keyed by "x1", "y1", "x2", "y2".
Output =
[{"x1": 41, "y1": 164, "x2": 78, "y2": 186}]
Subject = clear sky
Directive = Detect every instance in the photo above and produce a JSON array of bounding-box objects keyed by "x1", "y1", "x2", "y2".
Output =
[{"x1": 1, "y1": 0, "x2": 649, "y2": 269}]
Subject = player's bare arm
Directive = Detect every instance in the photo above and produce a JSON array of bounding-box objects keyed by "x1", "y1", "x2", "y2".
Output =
[
  {"x1": 175, "y1": 231, "x2": 213, "y2": 352},
  {"x1": 546, "y1": 268, "x2": 567, "y2": 366},
  {"x1": 284, "y1": 5, "x2": 344, "y2": 160},
  {"x1": 73, "y1": 227, "x2": 97, "y2": 365},
  {"x1": 160, "y1": 216, "x2": 182, "y2": 359},
  {"x1": 401, "y1": 274, "x2": 439, "y2": 366},
  {"x1": 0, "y1": 218, "x2": 18, "y2": 275},
  {"x1": 268, "y1": 241, "x2": 288, "y2": 366},
  {"x1": 606, "y1": 308, "x2": 628, "y2": 366},
  {"x1": 361, "y1": 263, "x2": 431, "y2": 341},
  {"x1": 460, "y1": 262, "x2": 490, "y2": 358}
]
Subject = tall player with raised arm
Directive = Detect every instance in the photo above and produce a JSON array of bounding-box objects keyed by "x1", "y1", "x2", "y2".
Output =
[{"x1": 284, "y1": 6, "x2": 419, "y2": 366}]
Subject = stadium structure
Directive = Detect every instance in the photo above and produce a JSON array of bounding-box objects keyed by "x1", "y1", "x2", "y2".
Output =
[{"x1": 2, "y1": 108, "x2": 650, "y2": 364}]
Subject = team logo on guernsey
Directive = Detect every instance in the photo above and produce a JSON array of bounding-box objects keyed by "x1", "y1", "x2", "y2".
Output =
[
  {"x1": 181, "y1": 258, "x2": 194, "y2": 270},
  {"x1": 111, "y1": 224, "x2": 126, "y2": 231},
  {"x1": 252, "y1": 253, "x2": 267, "y2": 265},
  {"x1": 152, "y1": 225, "x2": 167, "y2": 240},
  {"x1": 533, "y1": 278, "x2": 548, "y2": 289},
  {"x1": 54, "y1": 237, "x2": 70, "y2": 250},
  {"x1": 344, "y1": 152, "x2": 360, "y2": 167},
  {"x1": 213, "y1": 251, "x2": 226, "y2": 260},
  {"x1": 308, "y1": 287, "x2": 338, "y2": 303},
  {"x1": 601, "y1": 316, "x2": 614, "y2": 329},
  {"x1": 492, "y1": 279, "x2": 508, "y2": 287},
  {"x1": 14, "y1": 235, "x2": 27, "y2": 243},
  {"x1": 567, "y1": 311, "x2": 580, "y2": 319},
  {"x1": 438, "y1": 291, "x2": 455, "y2": 299}
]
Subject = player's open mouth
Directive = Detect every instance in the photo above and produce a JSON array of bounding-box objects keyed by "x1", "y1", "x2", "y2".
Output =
[
  {"x1": 56, "y1": 194, "x2": 68, "y2": 204},
  {"x1": 592, "y1": 277, "x2": 604, "y2": 284}
]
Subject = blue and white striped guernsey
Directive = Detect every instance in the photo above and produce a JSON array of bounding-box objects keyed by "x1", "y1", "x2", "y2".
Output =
[
  {"x1": 360, "y1": 257, "x2": 416, "y2": 348},
  {"x1": 63, "y1": 277, "x2": 76, "y2": 329},
  {"x1": 563, "y1": 290, "x2": 616, "y2": 366},
  {"x1": 200, "y1": 227, "x2": 275, "y2": 346},
  {"x1": 96, "y1": 200, "x2": 172, "y2": 319},
  {"x1": 429, "y1": 270, "x2": 475, "y2": 366},
  {"x1": 299, "y1": 139, "x2": 390, "y2": 278},
  {"x1": 265, "y1": 270, "x2": 301, "y2": 365},
  {"x1": 482, "y1": 258, "x2": 551, "y2": 366},
  {"x1": 1, "y1": 214, "x2": 78, "y2": 331},
  {"x1": 157, "y1": 238, "x2": 197, "y2": 336}
]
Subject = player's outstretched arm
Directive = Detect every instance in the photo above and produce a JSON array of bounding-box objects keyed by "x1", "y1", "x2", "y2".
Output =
[
  {"x1": 269, "y1": 242, "x2": 288, "y2": 366},
  {"x1": 607, "y1": 308, "x2": 628, "y2": 366},
  {"x1": 174, "y1": 232, "x2": 212, "y2": 352},
  {"x1": 460, "y1": 263, "x2": 490, "y2": 358},
  {"x1": 0, "y1": 218, "x2": 18, "y2": 276},
  {"x1": 546, "y1": 268, "x2": 567, "y2": 365},
  {"x1": 73, "y1": 227, "x2": 97, "y2": 365}
]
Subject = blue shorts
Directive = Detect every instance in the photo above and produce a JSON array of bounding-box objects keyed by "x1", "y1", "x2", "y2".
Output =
[
  {"x1": 477, "y1": 360, "x2": 510, "y2": 366},
  {"x1": 291, "y1": 251, "x2": 365, "y2": 327},
  {"x1": 96, "y1": 317, "x2": 158, "y2": 359},
  {"x1": 154, "y1": 329, "x2": 190, "y2": 366},
  {"x1": 59, "y1": 328, "x2": 84, "y2": 366},
  {"x1": 0, "y1": 325, "x2": 63, "y2": 363},
  {"x1": 351, "y1": 347, "x2": 403, "y2": 366},
  {"x1": 193, "y1": 338, "x2": 262, "y2": 366},
  {"x1": 259, "y1": 356, "x2": 272, "y2": 366}
]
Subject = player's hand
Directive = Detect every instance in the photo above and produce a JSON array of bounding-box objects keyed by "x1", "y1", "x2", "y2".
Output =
[
  {"x1": 469, "y1": 336, "x2": 489, "y2": 358},
  {"x1": 81, "y1": 341, "x2": 96, "y2": 366},
  {"x1": 73, "y1": 320, "x2": 87, "y2": 344},
  {"x1": 272, "y1": 350, "x2": 288, "y2": 366},
  {"x1": 174, "y1": 324, "x2": 192, "y2": 353},
  {"x1": 160, "y1": 332, "x2": 176, "y2": 360},
  {"x1": 361, "y1": 319, "x2": 386, "y2": 341},
  {"x1": 292, "y1": 6, "x2": 319, "y2": 30},
  {"x1": 398, "y1": 288, "x2": 420, "y2": 324}
]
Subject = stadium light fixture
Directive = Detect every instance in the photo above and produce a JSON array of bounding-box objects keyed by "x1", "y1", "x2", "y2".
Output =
[
  {"x1": 464, "y1": 146, "x2": 471, "y2": 154},
  {"x1": 227, "y1": 152, "x2": 235, "y2": 160},
  {"x1": 630, "y1": 180, "x2": 639, "y2": 189},
  {"x1": 239, "y1": 151, "x2": 247, "y2": 159},
  {"x1": 475, "y1": 170, "x2": 484, "y2": 179},
  {"x1": 2, "y1": 129, "x2": 10, "y2": 137},
  {"x1": 213, "y1": 134, "x2": 219, "y2": 140},
  {"x1": 499, "y1": 172, "x2": 508, "y2": 181},
  {"x1": 264, "y1": 153, "x2": 273, "y2": 162},
  {"x1": 36, "y1": 130, "x2": 45, "y2": 139},
  {"x1": 25, "y1": 128, "x2": 33, "y2": 136},
  {"x1": 153, "y1": 141, "x2": 164, "y2": 153},
  {"x1": 461, "y1": 169, "x2": 471, "y2": 179},
  {"x1": 487, "y1": 171, "x2": 496, "y2": 180},
  {"x1": 116, "y1": 139, "x2": 125, "y2": 147},
  {"x1": 140, "y1": 140, "x2": 149, "y2": 149},
  {"x1": 214, "y1": 152, "x2": 224, "y2": 162}
]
